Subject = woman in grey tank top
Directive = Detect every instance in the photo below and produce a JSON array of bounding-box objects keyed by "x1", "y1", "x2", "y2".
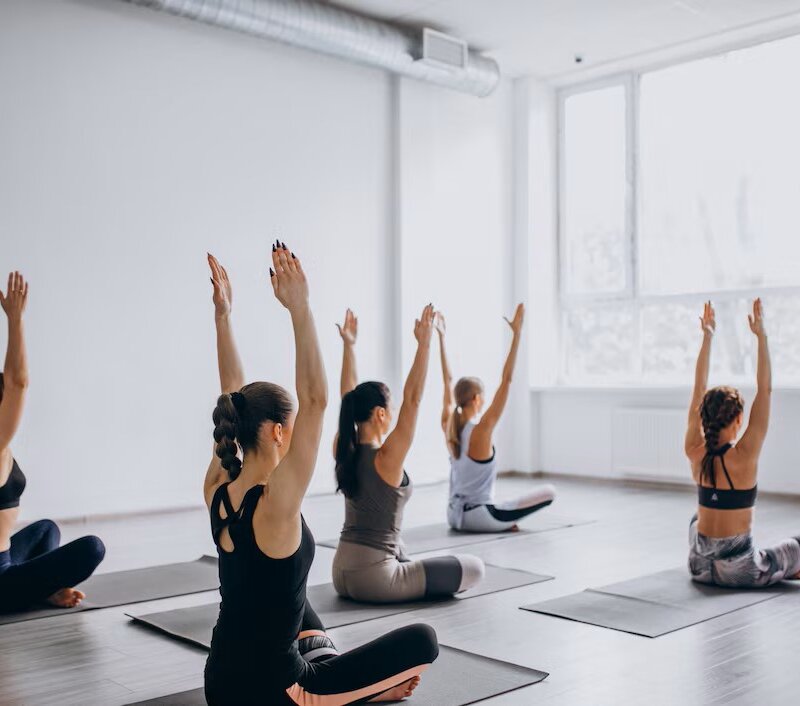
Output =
[
  {"x1": 436, "y1": 305, "x2": 556, "y2": 533},
  {"x1": 331, "y1": 306, "x2": 484, "y2": 603}
]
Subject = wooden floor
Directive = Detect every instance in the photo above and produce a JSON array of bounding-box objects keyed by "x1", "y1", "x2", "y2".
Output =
[{"x1": 2, "y1": 476, "x2": 800, "y2": 705}]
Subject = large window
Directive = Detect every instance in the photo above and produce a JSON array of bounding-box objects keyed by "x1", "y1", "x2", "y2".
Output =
[{"x1": 559, "y1": 33, "x2": 800, "y2": 385}]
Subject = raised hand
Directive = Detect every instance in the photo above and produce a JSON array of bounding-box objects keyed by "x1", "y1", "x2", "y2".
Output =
[
  {"x1": 503, "y1": 303, "x2": 525, "y2": 337},
  {"x1": 208, "y1": 254, "x2": 233, "y2": 319},
  {"x1": 0, "y1": 271, "x2": 29, "y2": 322},
  {"x1": 699, "y1": 300, "x2": 715, "y2": 337},
  {"x1": 270, "y1": 240, "x2": 309, "y2": 312},
  {"x1": 748, "y1": 298, "x2": 766, "y2": 338},
  {"x1": 414, "y1": 303, "x2": 435, "y2": 347},
  {"x1": 336, "y1": 308, "x2": 358, "y2": 346},
  {"x1": 434, "y1": 311, "x2": 446, "y2": 338}
]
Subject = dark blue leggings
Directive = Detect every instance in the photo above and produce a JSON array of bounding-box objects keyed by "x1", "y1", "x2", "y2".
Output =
[{"x1": 0, "y1": 519, "x2": 105, "y2": 612}]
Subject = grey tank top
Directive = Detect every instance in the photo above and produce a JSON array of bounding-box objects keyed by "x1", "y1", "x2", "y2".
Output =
[{"x1": 339, "y1": 445, "x2": 412, "y2": 558}]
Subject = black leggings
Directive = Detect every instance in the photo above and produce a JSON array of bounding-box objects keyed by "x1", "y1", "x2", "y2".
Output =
[
  {"x1": 0, "y1": 519, "x2": 106, "y2": 612},
  {"x1": 206, "y1": 603, "x2": 438, "y2": 705}
]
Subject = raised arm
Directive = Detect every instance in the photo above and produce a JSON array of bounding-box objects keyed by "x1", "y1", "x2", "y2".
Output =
[
  {"x1": 209, "y1": 254, "x2": 245, "y2": 394},
  {"x1": 204, "y1": 255, "x2": 246, "y2": 503},
  {"x1": 435, "y1": 312, "x2": 455, "y2": 434},
  {"x1": 0, "y1": 272, "x2": 29, "y2": 454},
  {"x1": 473, "y1": 303, "x2": 525, "y2": 443},
  {"x1": 375, "y1": 304, "x2": 434, "y2": 486},
  {"x1": 738, "y1": 298, "x2": 771, "y2": 457},
  {"x1": 336, "y1": 308, "x2": 358, "y2": 397},
  {"x1": 269, "y1": 242, "x2": 328, "y2": 516},
  {"x1": 685, "y1": 301, "x2": 714, "y2": 457}
]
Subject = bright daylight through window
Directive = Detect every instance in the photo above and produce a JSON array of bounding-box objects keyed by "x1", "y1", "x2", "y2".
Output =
[{"x1": 559, "y1": 33, "x2": 800, "y2": 385}]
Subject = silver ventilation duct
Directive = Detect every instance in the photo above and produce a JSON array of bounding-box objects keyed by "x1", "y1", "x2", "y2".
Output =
[{"x1": 122, "y1": 0, "x2": 500, "y2": 97}]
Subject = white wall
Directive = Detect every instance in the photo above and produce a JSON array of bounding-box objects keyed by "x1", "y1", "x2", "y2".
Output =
[
  {"x1": 398, "y1": 77, "x2": 515, "y2": 483},
  {"x1": 0, "y1": 0, "x2": 519, "y2": 519},
  {"x1": 536, "y1": 387, "x2": 800, "y2": 495},
  {"x1": 0, "y1": 0, "x2": 395, "y2": 519}
]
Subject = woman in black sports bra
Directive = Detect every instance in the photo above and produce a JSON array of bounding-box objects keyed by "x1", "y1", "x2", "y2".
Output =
[
  {"x1": 685, "y1": 299, "x2": 800, "y2": 587},
  {"x1": 0, "y1": 271, "x2": 105, "y2": 613},
  {"x1": 202, "y1": 246, "x2": 438, "y2": 705}
]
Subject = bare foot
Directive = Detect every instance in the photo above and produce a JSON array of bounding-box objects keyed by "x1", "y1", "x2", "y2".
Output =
[
  {"x1": 369, "y1": 676, "x2": 421, "y2": 702},
  {"x1": 46, "y1": 588, "x2": 85, "y2": 608},
  {"x1": 508, "y1": 524, "x2": 520, "y2": 532}
]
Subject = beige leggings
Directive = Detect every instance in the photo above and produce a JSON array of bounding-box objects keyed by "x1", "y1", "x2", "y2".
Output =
[{"x1": 332, "y1": 540, "x2": 484, "y2": 604}]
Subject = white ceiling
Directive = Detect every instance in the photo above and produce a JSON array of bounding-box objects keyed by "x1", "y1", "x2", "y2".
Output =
[{"x1": 328, "y1": 0, "x2": 800, "y2": 80}]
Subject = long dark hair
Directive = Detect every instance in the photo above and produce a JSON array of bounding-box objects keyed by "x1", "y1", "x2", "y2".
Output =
[
  {"x1": 699, "y1": 385, "x2": 744, "y2": 485},
  {"x1": 335, "y1": 381, "x2": 390, "y2": 497},
  {"x1": 212, "y1": 381, "x2": 294, "y2": 481}
]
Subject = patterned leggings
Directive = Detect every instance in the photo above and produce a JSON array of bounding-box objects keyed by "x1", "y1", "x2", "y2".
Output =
[{"x1": 688, "y1": 515, "x2": 800, "y2": 587}]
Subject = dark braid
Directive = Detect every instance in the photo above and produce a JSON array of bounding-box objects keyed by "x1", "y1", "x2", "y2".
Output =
[
  {"x1": 213, "y1": 394, "x2": 242, "y2": 480},
  {"x1": 211, "y1": 382, "x2": 295, "y2": 482},
  {"x1": 699, "y1": 386, "x2": 744, "y2": 486}
]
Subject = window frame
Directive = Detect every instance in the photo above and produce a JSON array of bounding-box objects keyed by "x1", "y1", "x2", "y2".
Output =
[{"x1": 555, "y1": 33, "x2": 800, "y2": 388}]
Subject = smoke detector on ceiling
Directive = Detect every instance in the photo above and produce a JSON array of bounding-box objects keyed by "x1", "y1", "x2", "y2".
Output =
[{"x1": 419, "y1": 28, "x2": 469, "y2": 71}]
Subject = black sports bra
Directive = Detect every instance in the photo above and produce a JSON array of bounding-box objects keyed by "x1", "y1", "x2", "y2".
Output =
[
  {"x1": 0, "y1": 459, "x2": 26, "y2": 511},
  {"x1": 697, "y1": 443, "x2": 757, "y2": 510}
]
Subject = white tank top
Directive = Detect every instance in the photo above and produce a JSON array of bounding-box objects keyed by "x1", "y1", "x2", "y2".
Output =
[{"x1": 448, "y1": 421, "x2": 497, "y2": 527}]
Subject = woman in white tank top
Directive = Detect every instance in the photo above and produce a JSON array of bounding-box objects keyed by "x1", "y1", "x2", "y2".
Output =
[{"x1": 436, "y1": 304, "x2": 555, "y2": 532}]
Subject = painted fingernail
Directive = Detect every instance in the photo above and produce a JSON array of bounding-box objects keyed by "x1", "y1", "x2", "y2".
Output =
[
  {"x1": 281, "y1": 241, "x2": 287, "y2": 249},
  {"x1": 291, "y1": 252, "x2": 296, "y2": 259},
  {"x1": 269, "y1": 268, "x2": 275, "y2": 277},
  {"x1": 272, "y1": 244, "x2": 276, "y2": 252}
]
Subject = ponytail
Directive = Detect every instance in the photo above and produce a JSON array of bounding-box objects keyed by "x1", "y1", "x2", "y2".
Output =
[
  {"x1": 213, "y1": 394, "x2": 243, "y2": 481},
  {"x1": 211, "y1": 382, "x2": 294, "y2": 481},
  {"x1": 699, "y1": 386, "x2": 744, "y2": 485},
  {"x1": 335, "y1": 392, "x2": 359, "y2": 497},
  {"x1": 335, "y1": 381, "x2": 391, "y2": 497},
  {"x1": 448, "y1": 377, "x2": 485, "y2": 459},
  {"x1": 447, "y1": 406, "x2": 465, "y2": 459}
]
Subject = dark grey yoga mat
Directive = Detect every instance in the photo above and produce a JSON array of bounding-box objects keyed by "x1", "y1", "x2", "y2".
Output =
[
  {"x1": 0, "y1": 555, "x2": 219, "y2": 626},
  {"x1": 129, "y1": 564, "x2": 552, "y2": 648},
  {"x1": 127, "y1": 645, "x2": 548, "y2": 706},
  {"x1": 318, "y1": 515, "x2": 593, "y2": 554},
  {"x1": 521, "y1": 567, "x2": 799, "y2": 637}
]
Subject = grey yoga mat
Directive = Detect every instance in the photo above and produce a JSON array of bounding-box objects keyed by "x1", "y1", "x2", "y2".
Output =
[
  {"x1": 520, "y1": 567, "x2": 799, "y2": 637},
  {"x1": 0, "y1": 555, "x2": 219, "y2": 626},
  {"x1": 129, "y1": 564, "x2": 553, "y2": 647},
  {"x1": 127, "y1": 645, "x2": 548, "y2": 706},
  {"x1": 317, "y1": 515, "x2": 593, "y2": 554}
]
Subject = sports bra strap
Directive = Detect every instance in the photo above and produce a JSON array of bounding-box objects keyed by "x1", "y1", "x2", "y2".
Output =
[
  {"x1": 705, "y1": 443, "x2": 734, "y2": 490},
  {"x1": 718, "y1": 454, "x2": 735, "y2": 490}
]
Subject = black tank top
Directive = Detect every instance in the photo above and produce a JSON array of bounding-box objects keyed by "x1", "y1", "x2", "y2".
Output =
[
  {"x1": 0, "y1": 459, "x2": 26, "y2": 511},
  {"x1": 697, "y1": 443, "x2": 757, "y2": 510},
  {"x1": 205, "y1": 482, "x2": 315, "y2": 691}
]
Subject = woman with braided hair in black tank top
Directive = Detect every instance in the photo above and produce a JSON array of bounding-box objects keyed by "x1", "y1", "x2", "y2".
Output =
[
  {"x1": 685, "y1": 299, "x2": 800, "y2": 587},
  {"x1": 203, "y1": 245, "x2": 437, "y2": 705}
]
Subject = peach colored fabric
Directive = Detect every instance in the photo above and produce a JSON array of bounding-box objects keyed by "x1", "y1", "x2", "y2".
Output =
[{"x1": 285, "y1": 663, "x2": 431, "y2": 706}]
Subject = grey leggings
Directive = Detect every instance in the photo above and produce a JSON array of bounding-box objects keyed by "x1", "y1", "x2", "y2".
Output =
[
  {"x1": 688, "y1": 515, "x2": 800, "y2": 587},
  {"x1": 332, "y1": 540, "x2": 484, "y2": 603}
]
